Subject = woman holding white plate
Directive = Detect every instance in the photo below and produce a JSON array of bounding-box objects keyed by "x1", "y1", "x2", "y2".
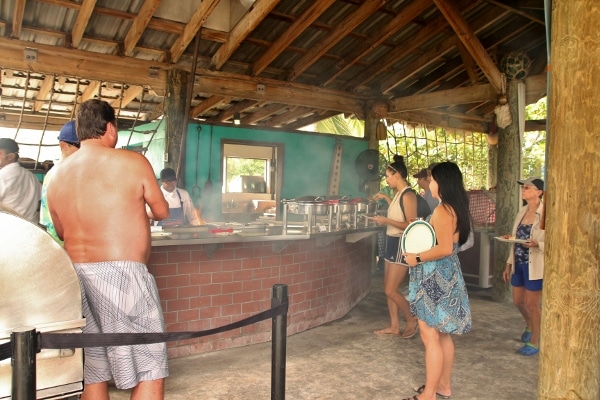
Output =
[
  {"x1": 371, "y1": 154, "x2": 419, "y2": 338},
  {"x1": 502, "y1": 177, "x2": 545, "y2": 356},
  {"x1": 402, "y1": 161, "x2": 471, "y2": 400}
]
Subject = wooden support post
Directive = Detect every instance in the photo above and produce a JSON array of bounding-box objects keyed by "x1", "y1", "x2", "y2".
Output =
[
  {"x1": 165, "y1": 69, "x2": 189, "y2": 185},
  {"x1": 539, "y1": 1, "x2": 600, "y2": 398},
  {"x1": 491, "y1": 79, "x2": 521, "y2": 303}
]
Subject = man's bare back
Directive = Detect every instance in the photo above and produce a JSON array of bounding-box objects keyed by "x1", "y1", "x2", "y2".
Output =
[{"x1": 47, "y1": 116, "x2": 168, "y2": 264}]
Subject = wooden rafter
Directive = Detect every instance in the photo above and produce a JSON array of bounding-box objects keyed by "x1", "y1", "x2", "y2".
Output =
[
  {"x1": 189, "y1": 95, "x2": 228, "y2": 119},
  {"x1": 285, "y1": 110, "x2": 339, "y2": 131},
  {"x1": 111, "y1": 85, "x2": 144, "y2": 109},
  {"x1": 211, "y1": 99, "x2": 257, "y2": 123},
  {"x1": 389, "y1": 83, "x2": 498, "y2": 112},
  {"x1": 196, "y1": 71, "x2": 367, "y2": 117},
  {"x1": 252, "y1": 0, "x2": 335, "y2": 76},
  {"x1": 170, "y1": 0, "x2": 221, "y2": 63},
  {"x1": 318, "y1": 0, "x2": 432, "y2": 87},
  {"x1": 432, "y1": 0, "x2": 503, "y2": 92},
  {"x1": 343, "y1": 12, "x2": 451, "y2": 91},
  {"x1": 390, "y1": 109, "x2": 489, "y2": 133},
  {"x1": 211, "y1": 0, "x2": 281, "y2": 70},
  {"x1": 0, "y1": 37, "x2": 167, "y2": 91},
  {"x1": 79, "y1": 80, "x2": 101, "y2": 104},
  {"x1": 456, "y1": 41, "x2": 480, "y2": 85},
  {"x1": 123, "y1": 0, "x2": 163, "y2": 57},
  {"x1": 264, "y1": 106, "x2": 315, "y2": 127},
  {"x1": 287, "y1": 0, "x2": 386, "y2": 81},
  {"x1": 34, "y1": 75, "x2": 55, "y2": 112},
  {"x1": 11, "y1": 0, "x2": 26, "y2": 39},
  {"x1": 71, "y1": 0, "x2": 97, "y2": 49},
  {"x1": 243, "y1": 103, "x2": 288, "y2": 124},
  {"x1": 486, "y1": 0, "x2": 545, "y2": 25},
  {"x1": 379, "y1": 7, "x2": 511, "y2": 94}
]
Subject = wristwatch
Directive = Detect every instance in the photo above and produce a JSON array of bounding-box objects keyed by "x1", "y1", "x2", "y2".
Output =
[{"x1": 416, "y1": 254, "x2": 422, "y2": 264}]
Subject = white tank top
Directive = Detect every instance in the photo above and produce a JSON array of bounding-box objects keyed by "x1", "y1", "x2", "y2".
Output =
[{"x1": 386, "y1": 187, "x2": 410, "y2": 237}]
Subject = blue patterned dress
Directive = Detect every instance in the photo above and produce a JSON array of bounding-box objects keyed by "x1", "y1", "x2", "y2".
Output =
[{"x1": 409, "y1": 237, "x2": 471, "y2": 334}]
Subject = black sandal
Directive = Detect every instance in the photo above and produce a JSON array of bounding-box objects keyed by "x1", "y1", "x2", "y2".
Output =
[{"x1": 414, "y1": 384, "x2": 451, "y2": 399}]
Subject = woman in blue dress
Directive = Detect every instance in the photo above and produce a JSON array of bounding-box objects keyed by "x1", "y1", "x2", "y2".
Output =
[{"x1": 402, "y1": 162, "x2": 472, "y2": 400}]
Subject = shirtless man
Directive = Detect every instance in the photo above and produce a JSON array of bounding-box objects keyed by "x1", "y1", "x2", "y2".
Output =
[{"x1": 47, "y1": 99, "x2": 169, "y2": 400}]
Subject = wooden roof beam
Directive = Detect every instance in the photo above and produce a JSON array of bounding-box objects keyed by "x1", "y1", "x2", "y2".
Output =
[
  {"x1": 211, "y1": 0, "x2": 281, "y2": 70},
  {"x1": 34, "y1": 75, "x2": 55, "y2": 112},
  {"x1": 264, "y1": 106, "x2": 315, "y2": 128},
  {"x1": 432, "y1": 0, "x2": 503, "y2": 92},
  {"x1": 11, "y1": 0, "x2": 26, "y2": 39},
  {"x1": 71, "y1": 0, "x2": 97, "y2": 49},
  {"x1": 189, "y1": 95, "x2": 229, "y2": 119},
  {"x1": 287, "y1": 0, "x2": 386, "y2": 81},
  {"x1": 196, "y1": 71, "x2": 367, "y2": 117},
  {"x1": 379, "y1": 7, "x2": 511, "y2": 94},
  {"x1": 389, "y1": 109, "x2": 489, "y2": 133},
  {"x1": 285, "y1": 110, "x2": 340, "y2": 130},
  {"x1": 123, "y1": 0, "x2": 163, "y2": 57},
  {"x1": 486, "y1": 0, "x2": 545, "y2": 25},
  {"x1": 456, "y1": 41, "x2": 480, "y2": 85},
  {"x1": 111, "y1": 85, "x2": 144, "y2": 109},
  {"x1": 252, "y1": 0, "x2": 335, "y2": 76},
  {"x1": 0, "y1": 37, "x2": 167, "y2": 91},
  {"x1": 170, "y1": 0, "x2": 221, "y2": 63},
  {"x1": 389, "y1": 83, "x2": 498, "y2": 112},
  {"x1": 243, "y1": 103, "x2": 288, "y2": 124},
  {"x1": 211, "y1": 99, "x2": 257, "y2": 123},
  {"x1": 319, "y1": 0, "x2": 433, "y2": 87}
]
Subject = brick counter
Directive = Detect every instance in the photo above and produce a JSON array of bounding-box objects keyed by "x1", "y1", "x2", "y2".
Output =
[{"x1": 148, "y1": 234, "x2": 374, "y2": 359}]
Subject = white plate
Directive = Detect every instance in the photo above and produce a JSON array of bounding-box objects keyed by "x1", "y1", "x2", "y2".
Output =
[
  {"x1": 401, "y1": 220, "x2": 436, "y2": 253},
  {"x1": 494, "y1": 236, "x2": 530, "y2": 244},
  {"x1": 151, "y1": 231, "x2": 173, "y2": 238}
]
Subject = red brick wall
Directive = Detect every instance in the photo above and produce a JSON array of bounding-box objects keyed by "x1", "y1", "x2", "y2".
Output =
[{"x1": 148, "y1": 235, "x2": 373, "y2": 359}]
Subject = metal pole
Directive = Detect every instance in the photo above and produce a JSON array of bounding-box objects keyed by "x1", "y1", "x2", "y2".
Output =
[
  {"x1": 11, "y1": 327, "x2": 37, "y2": 400},
  {"x1": 271, "y1": 284, "x2": 288, "y2": 400}
]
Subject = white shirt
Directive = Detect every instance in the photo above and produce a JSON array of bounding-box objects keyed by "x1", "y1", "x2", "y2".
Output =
[
  {"x1": 156, "y1": 186, "x2": 201, "y2": 226},
  {"x1": 0, "y1": 162, "x2": 42, "y2": 222}
]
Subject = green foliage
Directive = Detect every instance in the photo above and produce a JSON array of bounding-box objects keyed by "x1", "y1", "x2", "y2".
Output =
[
  {"x1": 225, "y1": 157, "x2": 267, "y2": 191},
  {"x1": 380, "y1": 123, "x2": 489, "y2": 190},
  {"x1": 522, "y1": 97, "x2": 547, "y2": 178},
  {"x1": 314, "y1": 114, "x2": 364, "y2": 137},
  {"x1": 309, "y1": 97, "x2": 547, "y2": 187}
]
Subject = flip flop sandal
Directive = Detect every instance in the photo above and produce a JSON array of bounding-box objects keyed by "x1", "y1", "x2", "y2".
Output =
[
  {"x1": 414, "y1": 384, "x2": 451, "y2": 399},
  {"x1": 518, "y1": 343, "x2": 539, "y2": 356},
  {"x1": 521, "y1": 328, "x2": 532, "y2": 343}
]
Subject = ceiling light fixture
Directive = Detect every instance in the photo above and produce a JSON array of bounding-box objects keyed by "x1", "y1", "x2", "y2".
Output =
[{"x1": 233, "y1": 112, "x2": 241, "y2": 125}]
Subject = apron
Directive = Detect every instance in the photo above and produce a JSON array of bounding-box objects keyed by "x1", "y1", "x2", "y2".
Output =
[{"x1": 158, "y1": 190, "x2": 184, "y2": 227}]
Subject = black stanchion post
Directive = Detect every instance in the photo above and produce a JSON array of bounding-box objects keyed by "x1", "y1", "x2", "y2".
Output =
[
  {"x1": 271, "y1": 284, "x2": 288, "y2": 400},
  {"x1": 11, "y1": 327, "x2": 37, "y2": 400}
]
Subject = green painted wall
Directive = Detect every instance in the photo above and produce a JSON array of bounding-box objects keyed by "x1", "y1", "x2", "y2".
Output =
[
  {"x1": 185, "y1": 124, "x2": 369, "y2": 199},
  {"x1": 120, "y1": 122, "x2": 370, "y2": 216}
]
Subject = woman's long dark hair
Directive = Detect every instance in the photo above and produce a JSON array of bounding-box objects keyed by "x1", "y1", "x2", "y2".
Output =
[{"x1": 431, "y1": 162, "x2": 471, "y2": 245}]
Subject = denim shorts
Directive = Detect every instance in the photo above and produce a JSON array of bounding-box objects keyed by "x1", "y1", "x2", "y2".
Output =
[{"x1": 511, "y1": 262, "x2": 543, "y2": 291}]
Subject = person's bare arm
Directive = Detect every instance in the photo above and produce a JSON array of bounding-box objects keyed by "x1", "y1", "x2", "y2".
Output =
[
  {"x1": 401, "y1": 191, "x2": 418, "y2": 221},
  {"x1": 137, "y1": 155, "x2": 169, "y2": 220}
]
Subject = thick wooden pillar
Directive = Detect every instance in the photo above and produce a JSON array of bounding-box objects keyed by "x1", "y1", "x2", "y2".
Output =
[
  {"x1": 164, "y1": 68, "x2": 189, "y2": 186},
  {"x1": 539, "y1": 1, "x2": 600, "y2": 398},
  {"x1": 491, "y1": 79, "x2": 521, "y2": 303}
]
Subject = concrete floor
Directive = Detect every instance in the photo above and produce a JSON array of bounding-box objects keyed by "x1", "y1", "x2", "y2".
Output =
[{"x1": 109, "y1": 272, "x2": 538, "y2": 400}]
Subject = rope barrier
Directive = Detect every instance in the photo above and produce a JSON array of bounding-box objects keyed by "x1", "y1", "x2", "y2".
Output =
[{"x1": 0, "y1": 302, "x2": 287, "y2": 361}]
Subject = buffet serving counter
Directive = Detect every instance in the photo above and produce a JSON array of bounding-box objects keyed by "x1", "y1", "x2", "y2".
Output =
[{"x1": 148, "y1": 223, "x2": 382, "y2": 359}]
